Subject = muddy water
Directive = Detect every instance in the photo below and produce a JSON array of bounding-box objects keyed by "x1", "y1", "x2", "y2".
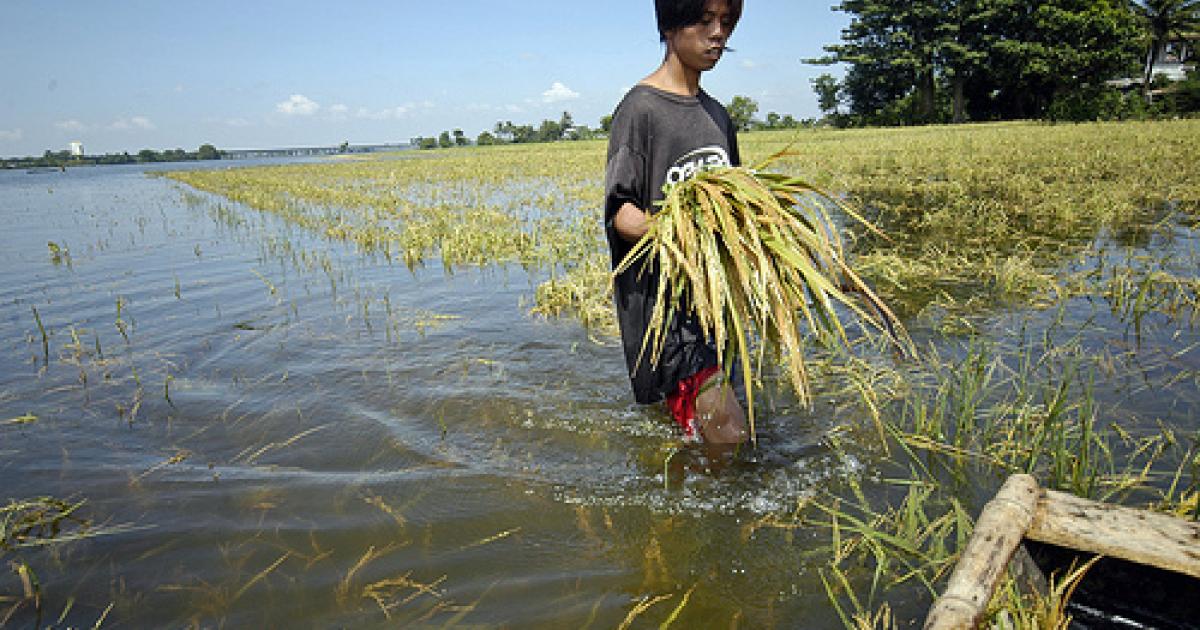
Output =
[
  {"x1": 2, "y1": 162, "x2": 1197, "y2": 628},
  {"x1": 0, "y1": 163, "x2": 859, "y2": 628}
]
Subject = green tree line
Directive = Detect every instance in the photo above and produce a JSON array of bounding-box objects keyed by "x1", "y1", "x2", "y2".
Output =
[
  {"x1": 411, "y1": 111, "x2": 600, "y2": 149},
  {"x1": 810, "y1": 0, "x2": 1200, "y2": 125},
  {"x1": 410, "y1": 101, "x2": 813, "y2": 150},
  {"x1": 2, "y1": 144, "x2": 221, "y2": 169}
]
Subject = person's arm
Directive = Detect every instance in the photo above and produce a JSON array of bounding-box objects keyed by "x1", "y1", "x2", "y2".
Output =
[{"x1": 612, "y1": 201, "x2": 651, "y2": 242}]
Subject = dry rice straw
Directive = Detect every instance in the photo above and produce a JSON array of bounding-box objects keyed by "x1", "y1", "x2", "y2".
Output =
[{"x1": 615, "y1": 150, "x2": 907, "y2": 441}]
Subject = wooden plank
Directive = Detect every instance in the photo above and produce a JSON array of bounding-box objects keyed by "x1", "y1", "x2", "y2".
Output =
[
  {"x1": 924, "y1": 474, "x2": 1040, "y2": 630},
  {"x1": 1026, "y1": 488, "x2": 1200, "y2": 580}
]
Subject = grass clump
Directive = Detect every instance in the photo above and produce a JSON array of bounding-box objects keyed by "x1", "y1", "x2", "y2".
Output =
[
  {"x1": 1, "y1": 498, "x2": 116, "y2": 626},
  {"x1": 744, "y1": 120, "x2": 1200, "y2": 320},
  {"x1": 616, "y1": 153, "x2": 907, "y2": 438},
  {"x1": 799, "y1": 318, "x2": 1199, "y2": 627}
]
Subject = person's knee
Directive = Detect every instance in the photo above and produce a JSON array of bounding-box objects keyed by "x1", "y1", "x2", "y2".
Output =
[{"x1": 696, "y1": 382, "x2": 747, "y2": 444}]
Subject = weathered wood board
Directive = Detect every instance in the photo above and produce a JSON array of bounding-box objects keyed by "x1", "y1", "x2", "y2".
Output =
[
  {"x1": 924, "y1": 474, "x2": 1039, "y2": 629},
  {"x1": 1026, "y1": 488, "x2": 1200, "y2": 580},
  {"x1": 925, "y1": 474, "x2": 1200, "y2": 629}
]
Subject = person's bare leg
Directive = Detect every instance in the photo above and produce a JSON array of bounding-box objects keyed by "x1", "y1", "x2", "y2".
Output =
[{"x1": 695, "y1": 373, "x2": 747, "y2": 444}]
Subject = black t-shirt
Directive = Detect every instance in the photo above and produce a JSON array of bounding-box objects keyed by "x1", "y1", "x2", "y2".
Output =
[{"x1": 603, "y1": 84, "x2": 742, "y2": 403}]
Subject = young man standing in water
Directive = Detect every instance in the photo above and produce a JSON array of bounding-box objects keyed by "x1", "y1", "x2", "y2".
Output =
[{"x1": 604, "y1": 0, "x2": 748, "y2": 444}]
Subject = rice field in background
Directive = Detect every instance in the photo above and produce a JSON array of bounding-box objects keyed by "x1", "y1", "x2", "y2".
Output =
[
  {"x1": 166, "y1": 119, "x2": 1200, "y2": 334},
  {"x1": 2, "y1": 119, "x2": 1198, "y2": 627}
]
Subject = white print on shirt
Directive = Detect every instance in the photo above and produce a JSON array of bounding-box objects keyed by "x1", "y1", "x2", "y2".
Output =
[{"x1": 664, "y1": 146, "x2": 731, "y2": 185}]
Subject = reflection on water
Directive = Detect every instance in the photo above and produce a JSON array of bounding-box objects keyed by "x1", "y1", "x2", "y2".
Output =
[
  {"x1": 0, "y1": 164, "x2": 854, "y2": 627},
  {"x1": 2, "y1": 162, "x2": 1198, "y2": 627}
]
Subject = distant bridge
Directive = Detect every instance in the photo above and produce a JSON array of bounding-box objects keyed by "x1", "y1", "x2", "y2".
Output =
[{"x1": 221, "y1": 143, "x2": 410, "y2": 159}]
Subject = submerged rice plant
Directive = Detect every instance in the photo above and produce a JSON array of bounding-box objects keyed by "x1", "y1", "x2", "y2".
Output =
[
  {"x1": 615, "y1": 152, "x2": 907, "y2": 437},
  {"x1": 1, "y1": 497, "x2": 138, "y2": 626}
]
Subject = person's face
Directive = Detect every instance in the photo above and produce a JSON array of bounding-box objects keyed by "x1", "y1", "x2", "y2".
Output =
[{"x1": 667, "y1": 0, "x2": 737, "y2": 73}]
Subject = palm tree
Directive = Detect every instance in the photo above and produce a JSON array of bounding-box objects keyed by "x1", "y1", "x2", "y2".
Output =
[{"x1": 1131, "y1": 0, "x2": 1200, "y2": 91}]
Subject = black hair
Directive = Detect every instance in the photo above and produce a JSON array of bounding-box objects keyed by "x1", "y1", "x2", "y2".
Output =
[{"x1": 655, "y1": 0, "x2": 743, "y2": 42}]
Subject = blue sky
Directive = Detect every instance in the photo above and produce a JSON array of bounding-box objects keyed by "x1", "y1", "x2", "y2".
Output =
[{"x1": 0, "y1": 1, "x2": 848, "y2": 157}]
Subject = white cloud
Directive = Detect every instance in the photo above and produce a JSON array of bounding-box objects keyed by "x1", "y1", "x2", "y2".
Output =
[
  {"x1": 109, "y1": 116, "x2": 156, "y2": 131},
  {"x1": 55, "y1": 119, "x2": 86, "y2": 132},
  {"x1": 356, "y1": 106, "x2": 407, "y2": 121},
  {"x1": 0, "y1": 128, "x2": 23, "y2": 142},
  {"x1": 276, "y1": 94, "x2": 320, "y2": 116},
  {"x1": 328, "y1": 103, "x2": 350, "y2": 120},
  {"x1": 542, "y1": 82, "x2": 580, "y2": 103},
  {"x1": 355, "y1": 102, "x2": 432, "y2": 121},
  {"x1": 741, "y1": 59, "x2": 758, "y2": 69}
]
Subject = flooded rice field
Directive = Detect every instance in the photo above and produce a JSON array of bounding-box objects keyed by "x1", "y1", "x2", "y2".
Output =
[
  {"x1": 2, "y1": 160, "x2": 850, "y2": 628},
  {"x1": 3, "y1": 122, "x2": 1200, "y2": 628}
]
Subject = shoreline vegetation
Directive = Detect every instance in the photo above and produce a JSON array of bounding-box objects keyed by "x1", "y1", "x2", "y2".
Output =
[
  {"x1": 1, "y1": 144, "x2": 222, "y2": 170},
  {"x1": 410, "y1": 97, "x2": 801, "y2": 149},
  {"x1": 160, "y1": 118, "x2": 1200, "y2": 626}
]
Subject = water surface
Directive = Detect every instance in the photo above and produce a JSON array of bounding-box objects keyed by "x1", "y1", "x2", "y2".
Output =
[{"x1": 2, "y1": 161, "x2": 1197, "y2": 627}]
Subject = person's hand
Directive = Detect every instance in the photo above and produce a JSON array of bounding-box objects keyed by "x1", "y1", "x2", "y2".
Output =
[{"x1": 614, "y1": 202, "x2": 650, "y2": 242}]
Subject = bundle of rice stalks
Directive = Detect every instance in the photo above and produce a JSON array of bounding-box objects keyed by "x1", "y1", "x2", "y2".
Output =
[{"x1": 614, "y1": 152, "x2": 907, "y2": 440}]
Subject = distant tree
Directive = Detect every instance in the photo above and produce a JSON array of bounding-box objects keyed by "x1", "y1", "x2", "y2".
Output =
[
  {"x1": 815, "y1": 0, "x2": 944, "y2": 123},
  {"x1": 727, "y1": 95, "x2": 759, "y2": 131},
  {"x1": 599, "y1": 114, "x2": 613, "y2": 134},
  {"x1": 338, "y1": 141, "x2": 350, "y2": 154},
  {"x1": 1175, "y1": 67, "x2": 1200, "y2": 112},
  {"x1": 1131, "y1": 0, "x2": 1200, "y2": 92},
  {"x1": 816, "y1": 0, "x2": 1142, "y2": 123},
  {"x1": 477, "y1": 131, "x2": 497, "y2": 146},
  {"x1": 420, "y1": 137, "x2": 438, "y2": 150},
  {"x1": 453, "y1": 129, "x2": 468, "y2": 146},
  {"x1": 781, "y1": 114, "x2": 799, "y2": 128},
  {"x1": 537, "y1": 119, "x2": 563, "y2": 142},
  {"x1": 97, "y1": 153, "x2": 134, "y2": 165},
  {"x1": 137, "y1": 149, "x2": 160, "y2": 163},
  {"x1": 811, "y1": 73, "x2": 842, "y2": 117},
  {"x1": 815, "y1": 0, "x2": 998, "y2": 122},
  {"x1": 990, "y1": 0, "x2": 1141, "y2": 119},
  {"x1": 512, "y1": 124, "x2": 537, "y2": 143},
  {"x1": 438, "y1": 131, "x2": 453, "y2": 148},
  {"x1": 559, "y1": 111, "x2": 574, "y2": 135},
  {"x1": 197, "y1": 143, "x2": 220, "y2": 160}
]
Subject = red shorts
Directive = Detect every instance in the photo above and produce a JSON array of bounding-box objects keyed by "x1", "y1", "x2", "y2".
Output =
[{"x1": 665, "y1": 365, "x2": 722, "y2": 441}]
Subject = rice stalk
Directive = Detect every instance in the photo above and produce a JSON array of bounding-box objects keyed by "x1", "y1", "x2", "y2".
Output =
[
  {"x1": 230, "y1": 551, "x2": 290, "y2": 603},
  {"x1": 658, "y1": 582, "x2": 697, "y2": 629},
  {"x1": 31, "y1": 306, "x2": 48, "y2": 363},
  {"x1": 986, "y1": 555, "x2": 1099, "y2": 630},
  {"x1": 617, "y1": 593, "x2": 673, "y2": 630},
  {"x1": 615, "y1": 151, "x2": 908, "y2": 439}
]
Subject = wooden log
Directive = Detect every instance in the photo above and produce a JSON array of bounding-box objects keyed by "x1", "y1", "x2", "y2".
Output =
[
  {"x1": 924, "y1": 474, "x2": 1040, "y2": 630},
  {"x1": 1026, "y1": 488, "x2": 1200, "y2": 580}
]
